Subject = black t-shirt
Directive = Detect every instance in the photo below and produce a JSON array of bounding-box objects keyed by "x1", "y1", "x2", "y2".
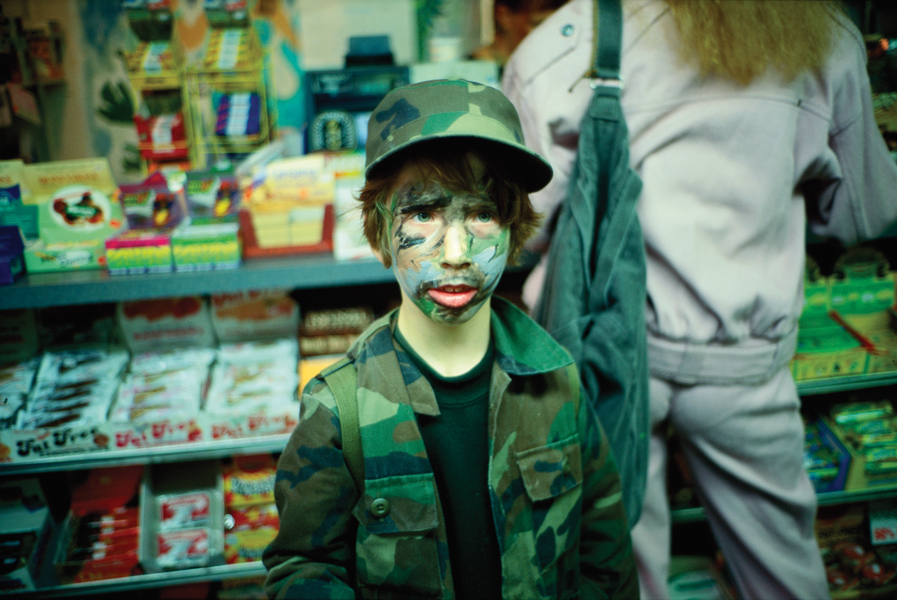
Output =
[{"x1": 394, "y1": 327, "x2": 503, "y2": 599}]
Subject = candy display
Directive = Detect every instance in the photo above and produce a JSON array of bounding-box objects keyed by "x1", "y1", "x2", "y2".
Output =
[
  {"x1": 139, "y1": 460, "x2": 224, "y2": 573},
  {"x1": 14, "y1": 347, "x2": 128, "y2": 430},
  {"x1": 204, "y1": 338, "x2": 298, "y2": 416},
  {"x1": 109, "y1": 348, "x2": 214, "y2": 424},
  {"x1": 223, "y1": 455, "x2": 278, "y2": 565}
]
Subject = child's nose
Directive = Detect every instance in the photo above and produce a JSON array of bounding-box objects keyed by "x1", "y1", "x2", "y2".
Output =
[{"x1": 442, "y1": 223, "x2": 471, "y2": 268}]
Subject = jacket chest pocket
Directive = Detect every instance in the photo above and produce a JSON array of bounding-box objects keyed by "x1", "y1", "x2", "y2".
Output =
[
  {"x1": 352, "y1": 473, "x2": 443, "y2": 597},
  {"x1": 516, "y1": 437, "x2": 583, "y2": 575}
]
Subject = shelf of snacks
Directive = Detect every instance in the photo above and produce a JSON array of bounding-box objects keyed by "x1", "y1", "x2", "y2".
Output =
[
  {"x1": 1, "y1": 456, "x2": 279, "y2": 594},
  {"x1": 0, "y1": 253, "x2": 392, "y2": 311}
]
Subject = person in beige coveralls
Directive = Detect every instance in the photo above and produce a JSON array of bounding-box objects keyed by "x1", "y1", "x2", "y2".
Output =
[{"x1": 503, "y1": 1, "x2": 897, "y2": 598}]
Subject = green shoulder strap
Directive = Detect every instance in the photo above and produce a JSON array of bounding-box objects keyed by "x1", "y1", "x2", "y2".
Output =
[{"x1": 322, "y1": 357, "x2": 364, "y2": 493}]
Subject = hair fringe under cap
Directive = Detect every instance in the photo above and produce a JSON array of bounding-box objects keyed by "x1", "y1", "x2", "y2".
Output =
[{"x1": 364, "y1": 79, "x2": 553, "y2": 193}]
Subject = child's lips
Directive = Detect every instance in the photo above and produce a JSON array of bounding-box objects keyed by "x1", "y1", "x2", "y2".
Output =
[{"x1": 427, "y1": 285, "x2": 478, "y2": 308}]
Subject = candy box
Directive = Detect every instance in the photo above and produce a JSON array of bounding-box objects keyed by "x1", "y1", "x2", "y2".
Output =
[
  {"x1": 171, "y1": 222, "x2": 241, "y2": 271},
  {"x1": 139, "y1": 460, "x2": 224, "y2": 573},
  {"x1": 0, "y1": 478, "x2": 55, "y2": 592},
  {"x1": 223, "y1": 454, "x2": 277, "y2": 508},
  {"x1": 20, "y1": 158, "x2": 123, "y2": 272},
  {"x1": 824, "y1": 400, "x2": 897, "y2": 491},
  {"x1": 223, "y1": 526, "x2": 276, "y2": 564},
  {"x1": 210, "y1": 289, "x2": 299, "y2": 343},
  {"x1": 0, "y1": 225, "x2": 25, "y2": 284},
  {"x1": 23, "y1": 238, "x2": 109, "y2": 273},
  {"x1": 105, "y1": 229, "x2": 173, "y2": 275},
  {"x1": 117, "y1": 296, "x2": 215, "y2": 353},
  {"x1": 183, "y1": 170, "x2": 241, "y2": 220},
  {"x1": 53, "y1": 508, "x2": 142, "y2": 584},
  {"x1": 117, "y1": 182, "x2": 186, "y2": 230},
  {"x1": 791, "y1": 311, "x2": 870, "y2": 381}
]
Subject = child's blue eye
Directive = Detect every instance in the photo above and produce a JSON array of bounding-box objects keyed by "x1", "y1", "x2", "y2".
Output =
[
  {"x1": 476, "y1": 212, "x2": 493, "y2": 223},
  {"x1": 414, "y1": 213, "x2": 432, "y2": 223}
]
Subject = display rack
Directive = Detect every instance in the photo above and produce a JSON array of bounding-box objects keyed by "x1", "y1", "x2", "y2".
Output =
[
  {"x1": 0, "y1": 252, "x2": 545, "y2": 595},
  {"x1": 12, "y1": 556, "x2": 265, "y2": 598},
  {"x1": 120, "y1": 3, "x2": 192, "y2": 174},
  {"x1": 184, "y1": 18, "x2": 274, "y2": 169},
  {"x1": 0, "y1": 254, "x2": 394, "y2": 310}
]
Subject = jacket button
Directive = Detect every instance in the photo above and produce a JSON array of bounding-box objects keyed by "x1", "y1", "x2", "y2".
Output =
[
  {"x1": 371, "y1": 498, "x2": 390, "y2": 518},
  {"x1": 562, "y1": 24, "x2": 574, "y2": 37}
]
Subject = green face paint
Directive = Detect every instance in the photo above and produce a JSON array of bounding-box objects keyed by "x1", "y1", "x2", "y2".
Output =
[{"x1": 388, "y1": 169, "x2": 510, "y2": 326}]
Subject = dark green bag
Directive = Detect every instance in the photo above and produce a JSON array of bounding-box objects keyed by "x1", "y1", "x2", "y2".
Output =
[{"x1": 532, "y1": 0, "x2": 649, "y2": 527}]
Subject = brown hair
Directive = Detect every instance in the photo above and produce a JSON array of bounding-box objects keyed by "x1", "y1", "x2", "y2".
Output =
[
  {"x1": 358, "y1": 139, "x2": 542, "y2": 268},
  {"x1": 664, "y1": 0, "x2": 842, "y2": 85}
]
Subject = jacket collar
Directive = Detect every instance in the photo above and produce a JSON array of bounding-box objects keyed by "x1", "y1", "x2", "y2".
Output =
[{"x1": 346, "y1": 297, "x2": 573, "y2": 416}]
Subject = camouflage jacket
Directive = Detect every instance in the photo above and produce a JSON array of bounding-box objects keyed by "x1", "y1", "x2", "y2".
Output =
[{"x1": 264, "y1": 297, "x2": 637, "y2": 599}]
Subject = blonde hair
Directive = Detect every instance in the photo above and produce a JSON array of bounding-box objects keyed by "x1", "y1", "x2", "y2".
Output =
[{"x1": 664, "y1": 0, "x2": 842, "y2": 85}]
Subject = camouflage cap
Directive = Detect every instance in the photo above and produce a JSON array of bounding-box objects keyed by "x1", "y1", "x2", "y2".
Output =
[{"x1": 365, "y1": 79, "x2": 552, "y2": 192}]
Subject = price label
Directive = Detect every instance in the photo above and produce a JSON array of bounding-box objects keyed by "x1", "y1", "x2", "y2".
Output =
[{"x1": 870, "y1": 508, "x2": 897, "y2": 546}]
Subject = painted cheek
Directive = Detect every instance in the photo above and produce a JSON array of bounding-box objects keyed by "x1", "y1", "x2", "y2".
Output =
[
  {"x1": 472, "y1": 230, "x2": 510, "y2": 287},
  {"x1": 393, "y1": 228, "x2": 443, "y2": 274}
]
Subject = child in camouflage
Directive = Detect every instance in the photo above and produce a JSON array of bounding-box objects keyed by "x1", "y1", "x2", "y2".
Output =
[{"x1": 263, "y1": 79, "x2": 637, "y2": 600}]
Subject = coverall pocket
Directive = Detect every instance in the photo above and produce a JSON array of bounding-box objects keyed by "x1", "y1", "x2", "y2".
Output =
[{"x1": 516, "y1": 437, "x2": 583, "y2": 575}]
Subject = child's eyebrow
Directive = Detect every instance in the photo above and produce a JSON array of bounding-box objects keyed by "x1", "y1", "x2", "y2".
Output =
[{"x1": 396, "y1": 196, "x2": 452, "y2": 215}]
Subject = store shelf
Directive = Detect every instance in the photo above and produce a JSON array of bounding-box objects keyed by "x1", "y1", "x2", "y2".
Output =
[
  {"x1": 671, "y1": 484, "x2": 897, "y2": 524},
  {"x1": 0, "y1": 252, "x2": 539, "y2": 311},
  {"x1": 11, "y1": 561, "x2": 267, "y2": 598},
  {"x1": 0, "y1": 434, "x2": 290, "y2": 476},
  {"x1": 0, "y1": 254, "x2": 393, "y2": 310},
  {"x1": 796, "y1": 372, "x2": 897, "y2": 396}
]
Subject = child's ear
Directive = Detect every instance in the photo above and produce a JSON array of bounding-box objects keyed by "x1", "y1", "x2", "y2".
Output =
[{"x1": 371, "y1": 247, "x2": 388, "y2": 267}]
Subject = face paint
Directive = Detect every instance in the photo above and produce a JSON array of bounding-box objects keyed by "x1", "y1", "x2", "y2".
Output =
[{"x1": 388, "y1": 167, "x2": 510, "y2": 325}]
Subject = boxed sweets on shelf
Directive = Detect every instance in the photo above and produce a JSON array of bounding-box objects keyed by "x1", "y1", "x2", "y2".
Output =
[
  {"x1": 816, "y1": 502, "x2": 897, "y2": 599},
  {"x1": 0, "y1": 358, "x2": 39, "y2": 433},
  {"x1": 108, "y1": 347, "x2": 215, "y2": 425},
  {"x1": 0, "y1": 478, "x2": 56, "y2": 593},
  {"x1": 19, "y1": 158, "x2": 124, "y2": 273},
  {"x1": 204, "y1": 338, "x2": 299, "y2": 418},
  {"x1": 116, "y1": 296, "x2": 216, "y2": 354},
  {"x1": 54, "y1": 465, "x2": 143, "y2": 584},
  {"x1": 105, "y1": 173, "x2": 188, "y2": 275},
  {"x1": 791, "y1": 248, "x2": 897, "y2": 381},
  {"x1": 792, "y1": 257, "x2": 870, "y2": 381},
  {"x1": 824, "y1": 399, "x2": 897, "y2": 490},
  {"x1": 0, "y1": 225, "x2": 26, "y2": 285},
  {"x1": 0, "y1": 174, "x2": 38, "y2": 248},
  {"x1": 133, "y1": 105, "x2": 190, "y2": 163},
  {"x1": 121, "y1": 0, "x2": 181, "y2": 80},
  {"x1": 183, "y1": 168, "x2": 242, "y2": 222},
  {"x1": 241, "y1": 153, "x2": 335, "y2": 255},
  {"x1": 829, "y1": 247, "x2": 897, "y2": 375},
  {"x1": 222, "y1": 454, "x2": 279, "y2": 564},
  {"x1": 804, "y1": 417, "x2": 851, "y2": 494},
  {"x1": 139, "y1": 460, "x2": 225, "y2": 572},
  {"x1": 13, "y1": 346, "x2": 129, "y2": 431},
  {"x1": 210, "y1": 289, "x2": 299, "y2": 343},
  {"x1": 298, "y1": 305, "x2": 374, "y2": 357},
  {"x1": 163, "y1": 167, "x2": 242, "y2": 272},
  {"x1": 298, "y1": 305, "x2": 374, "y2": 384}
]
